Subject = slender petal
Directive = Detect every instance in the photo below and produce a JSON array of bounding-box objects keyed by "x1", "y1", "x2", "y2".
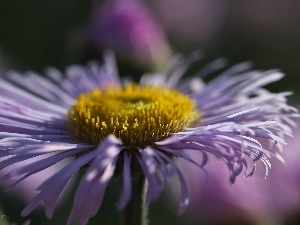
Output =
[{"x1": 117, "y1": 153, "x2": 132, "y2": 210}]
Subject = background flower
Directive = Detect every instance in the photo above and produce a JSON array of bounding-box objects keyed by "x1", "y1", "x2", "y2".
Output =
[{"x1": 82, "y1": 0, "x2": 171, "y2": 72}]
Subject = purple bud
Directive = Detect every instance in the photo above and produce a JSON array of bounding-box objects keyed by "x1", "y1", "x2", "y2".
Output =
[{"x1": 88, "y1": 0, "x2": 171, "y2": 70}]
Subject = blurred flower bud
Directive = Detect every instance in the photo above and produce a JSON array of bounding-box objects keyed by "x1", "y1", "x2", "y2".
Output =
[{"x1": 87, "y1": 0, "x2": 171, "y2": 71}]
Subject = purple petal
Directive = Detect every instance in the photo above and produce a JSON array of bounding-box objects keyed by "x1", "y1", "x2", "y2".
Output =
[
  {"x1": 67, "y1": 135, "x2": 122, "y2": 225},
  {"x1": 117, "y1": 153, "x2": 132, "y2": 210},
  {"x1": 21, "y1": 146, "x2": 100, "y2": 218}
]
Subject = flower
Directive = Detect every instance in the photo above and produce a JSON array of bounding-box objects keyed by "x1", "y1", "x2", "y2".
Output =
[
  {"x1": 173, "y1": 122, "x2": 300, "y2": 225},
  {"x1": 87, "y1": 0, "x2": 171, "y2": 70},
  {"x1": 0, "y1": 51, "x2": 297, "y2": 225}
]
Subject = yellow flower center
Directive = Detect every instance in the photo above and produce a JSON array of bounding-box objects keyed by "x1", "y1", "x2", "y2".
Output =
[{"x1": 67, "y1": 84, "x2": 200, "y2": 149}]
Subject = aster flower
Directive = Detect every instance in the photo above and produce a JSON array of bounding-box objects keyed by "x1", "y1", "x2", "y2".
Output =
[{"x1": 0, "y1": 51, "x2": 297, "y2": 225}]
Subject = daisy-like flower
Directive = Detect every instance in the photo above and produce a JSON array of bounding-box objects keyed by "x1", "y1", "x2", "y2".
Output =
[{"x1": 0, "y1": 51, "x2": 297, "y2": 225}]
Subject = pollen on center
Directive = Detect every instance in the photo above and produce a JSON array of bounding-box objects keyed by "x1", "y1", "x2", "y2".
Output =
[{"x1": 67, "y1": 84, "x2": 200, "y2": 149}]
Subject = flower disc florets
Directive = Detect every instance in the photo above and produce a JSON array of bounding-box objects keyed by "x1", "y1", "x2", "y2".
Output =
[{"x1": 67, "y1": 84, "x2": 200, "y2": 149}]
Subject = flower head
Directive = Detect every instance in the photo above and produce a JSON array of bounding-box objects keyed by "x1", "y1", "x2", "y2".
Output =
[{"x1": 0, "y1": 51, "x2": 297, "y2": 225}]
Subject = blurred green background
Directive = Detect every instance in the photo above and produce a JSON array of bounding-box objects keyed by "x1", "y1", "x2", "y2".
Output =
[{"x1": 0, "y1": 0, "x2": 300, "y2": 225}]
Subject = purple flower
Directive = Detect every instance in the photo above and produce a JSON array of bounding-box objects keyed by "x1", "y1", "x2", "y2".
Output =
[
  {"x1": 87, "y1": 0, "x2": 171, "y2": 69},
  {"x1": 0, "y1": 51, "x2": 297, "y2": 225}
]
